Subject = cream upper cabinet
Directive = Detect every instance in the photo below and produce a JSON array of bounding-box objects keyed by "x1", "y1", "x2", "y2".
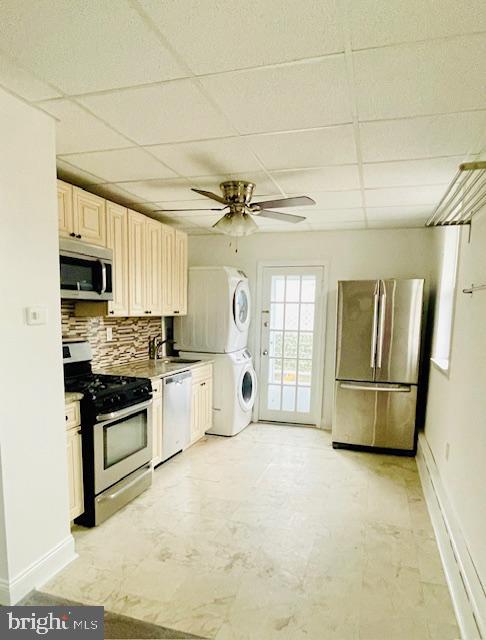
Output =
[
  {"x1": 174, "y1": 230, "x2": 188, "y2": 316},
  {"x1": 161, "y1": 226, "x2": 188, "y2": 316},
  {"x1": 106, "y1": 202, "x2": 129, "y2": 317},
  {"x1": 128, "y1": 210, "x2": 146, "y2": 316},
  {"x1": 57, "y1": 180, "x2": 74, "y2": 237},
  {"x1": 145, "y1": 219, "x2": 162, "y2": 317},
  {"x1": 72, "y1": 187, "x2": 106, "y2": 246}
]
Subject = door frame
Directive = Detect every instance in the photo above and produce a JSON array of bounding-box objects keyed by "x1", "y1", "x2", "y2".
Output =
[{"x1": 253, "y1": 260, "x2": 329, "y2": 427}]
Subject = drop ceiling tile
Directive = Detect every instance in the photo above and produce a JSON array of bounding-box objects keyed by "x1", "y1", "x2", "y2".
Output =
[
  {"x1": 147, "y1": 138, "x2": 261, "y2": 177},
  {"x1": 115, "y1": 178, "x2": 195, "y2": 202},
  {"x1": 192, "y1": 173, "x2": 280, "y2": 197},
  {"x1": 199, "y1": 58, "x2": 352, "y2": 134},
  {"x1": 360, "y1": 111, "x2": 486, "y2": 162},
  {"x1": 0, "y1": 0, "x2": 187, "y2": 94},
  {"x1": 349, "y1": 0, "x2": 486, "y2": 50},
  {"x1": 0, "y1": 53, "x2": 60, "y2": 101},
  {"x1": 367, "y1": 219, "x2": 425, "y2": 229},
  {"x1": 305, "y1": 190, "x2": 363, "y2": 209},
  {"x1": 307, "y1": 220, "x2": 366, "y2": 230},
  {"x1": 38, "y1": 99, "x2": 129, "y2": 154},
  {"x1": 88, "y1": 183, "x2": 151, "y2": 205},
  {"x1": 140, "y1": 0, "x2": 343, "y2": 74},
  {"x1": 303, "y1": 208, "x2": 366, "y2": 222},
  {"x1": 364, "y1": 185, "x2": 445, "y2": 207},
  {"x1": 354, "y1": 34, "x2": 486, "y2": 121},
  {"x1": 56, "y1": 159, "x2": 105, "y2": 186},
  {"x1": 60, "y1": 148, "x2": 175, "y2": 183},
  {"x1": 79, "y1": 81, "x2": 234, "y2": 145},
  {"x1": 246, "y1": 125, "x2": 357, "y2": 170},
  {"x1": 366, "y1": 206, "x2": 433, "y2": 221},
  {"x1": 271, "y1": 166, "x2": 360, "y2": 193},
  {"x1": 150, "y1": 199, "x2": 221, "y2": 215},
  {"x1": 363, "y1": 156, "x2": 464, "y2": 189}
]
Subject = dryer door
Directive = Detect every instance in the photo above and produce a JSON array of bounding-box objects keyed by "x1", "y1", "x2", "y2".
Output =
[
  {"x1": 233, "y1": 280, "x2": 250, "y2": 332},
  {"x1": 238, "y1": 365, "x2": 257, "y2": 411}
]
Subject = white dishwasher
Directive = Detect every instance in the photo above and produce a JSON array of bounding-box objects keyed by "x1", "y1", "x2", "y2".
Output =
[{"x1": 162, "y1": 370, "x2": 192, "y2": 462}]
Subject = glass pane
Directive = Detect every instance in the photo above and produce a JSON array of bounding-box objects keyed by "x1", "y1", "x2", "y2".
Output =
[
  {"x1": 298, "y1": 359, "x2": 312, "y2": 386},
  {"x1": 284, "y1": 303, "x2": 299, "y2": 330},
  {"x1": 283, "y1": 332, "x2": 298, "y2": 358},
  {"x1": 282, "y1": 386, "x2": 296, "y2": 411},
  {"x1": 301, "y1": 276, "x2": 316, "y2": 302},
  {"x1": 104, "y1": 412, "x2": 147, "y2": 469},
  {"x1": 285, "y1": 276, "x2": 300, "y2": 302},
  {"x1": 268, "y1": 385, "x2": 281, "y2": 410},
  {"x1": 268, "y1": 358, "x2": 282, "y2": 384},
  {"x1": 300, "y1": 303, "x2": 315, "y2": 331},
  {"x1": 271, "y1": 276, "x2": 285, "y2": 302},
  {"x1": 297, "y1": 387, "x2": 311, "y2": 413},
  {"x1": 269, "y1": 331, "x2": 283, "y2": 357},
  {"x1": 235, "y1": 287, "x2": 248, "y2": 323},
  {"x1": 282, "y1": 358, "x2": 297, "y2": 385},
  {"x1": 299, "y1": 332, "x2": 313, "y2": 359},
  {"x1": 242, "y1": 371, "x2": 253, "y2": 401},
  {"x1": 270, "y1": 303, "x2": 284, "y2": 330}
]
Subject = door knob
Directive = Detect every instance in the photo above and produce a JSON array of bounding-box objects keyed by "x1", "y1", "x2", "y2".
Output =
[
  {"x1": 264, "y1": 321, "x2": 269, "y2": 327},
  {"x1": 262, "y1": 350, "x2": 268, "y2": 356}
]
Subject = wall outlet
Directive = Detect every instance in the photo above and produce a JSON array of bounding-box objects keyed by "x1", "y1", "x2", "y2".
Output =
[
  {"x1": 106, "y1": 327, "x2": 113, "y2": 342},
  {"x1": 26, "y1": 306, "x2": 48, "y2": 325},
  {"x1": 445, "y1": 442, "x2": 450, "y2": 461}
]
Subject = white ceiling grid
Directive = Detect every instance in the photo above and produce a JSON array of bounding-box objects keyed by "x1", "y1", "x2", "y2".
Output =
[{"x1": 0, "y1": 0, "x2": 484, "y2": 234}]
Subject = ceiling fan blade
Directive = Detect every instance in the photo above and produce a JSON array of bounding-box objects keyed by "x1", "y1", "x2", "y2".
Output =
[
  {"x1": 251, "y1": 195, "x2": 315, "y2": 210},
  {"x1": 258, "y1": 210, "x2": 306, "y2": 223},
  {"x1": 191, "y1": 188, "x2": 227, "y2": 205},
  {"x1": 153, "y1": 207, "x2": 224, "y2": 212}
]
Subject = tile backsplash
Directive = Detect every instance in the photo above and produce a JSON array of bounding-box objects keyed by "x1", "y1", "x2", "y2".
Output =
[{"x1": 61, "y1": 301, "x2": 169, "y2": 369}]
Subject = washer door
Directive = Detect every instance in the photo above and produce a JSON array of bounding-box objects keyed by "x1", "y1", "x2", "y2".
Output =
[
  {"x1": 238, "y1": 365, "x2": 257, "y2": 411},
  {"x1": 233, "y1": 280, "x2": 250, "y2": 332}
]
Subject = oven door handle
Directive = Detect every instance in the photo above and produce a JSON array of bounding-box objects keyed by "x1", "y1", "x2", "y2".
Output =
[{"x1": 96, "y1": 400, "x2": 152, "y2": 423}]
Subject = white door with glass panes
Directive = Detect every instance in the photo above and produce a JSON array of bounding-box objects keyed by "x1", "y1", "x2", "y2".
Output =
[{"x1": 259, "y1": 267, "x2": 324, "y2": 425}]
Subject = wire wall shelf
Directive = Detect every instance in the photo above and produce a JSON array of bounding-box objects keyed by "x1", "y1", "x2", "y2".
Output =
[{"x1": 426, "y1": 161, "x2": 486, "y2": 227}]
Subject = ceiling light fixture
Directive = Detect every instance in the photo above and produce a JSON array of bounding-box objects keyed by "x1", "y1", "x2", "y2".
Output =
[{"x1": 213, "y1": 211, "x2": 258, "y2": 236}]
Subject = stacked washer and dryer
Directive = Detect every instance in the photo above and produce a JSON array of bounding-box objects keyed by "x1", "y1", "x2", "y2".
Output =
[{"x1": 174, "y1": 267, "x2": 257, "y2": 436}]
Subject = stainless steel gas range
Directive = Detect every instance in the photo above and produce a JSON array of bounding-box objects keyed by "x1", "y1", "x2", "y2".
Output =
[{"x1": 63, "y1": 340, "x2": 153, "y2": 527}]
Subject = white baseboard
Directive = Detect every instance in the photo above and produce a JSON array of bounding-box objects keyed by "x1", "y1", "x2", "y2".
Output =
[
  {"x1": 417, "y1": 433, "x2": 485, "y2": 639},
  {"x1": 0, "y1": 534, "x2": 76, "y2": 605}
]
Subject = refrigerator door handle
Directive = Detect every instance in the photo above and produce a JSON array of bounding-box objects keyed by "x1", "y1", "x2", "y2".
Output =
[
  {"x1": 376, "y1": 282, "x2": 386, "y2": 369},
  {"x1": 339, "y1": 382, "x2": 411, "y2": 393},
  {"x1": 370, "y1": 284, "x2": 380, "y2": 369}
]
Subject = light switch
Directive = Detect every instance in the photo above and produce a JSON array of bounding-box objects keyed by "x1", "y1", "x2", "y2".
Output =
[
  {"x1": 26, "y1": 306, "x2": 48, "y2": 325},
  {"x1": 106, "y1": 327, "x2": 113, "y2": 342}
]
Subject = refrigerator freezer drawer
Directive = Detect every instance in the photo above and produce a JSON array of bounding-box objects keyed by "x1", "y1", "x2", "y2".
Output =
[{"x1": 333, "y1": 381, "x2": 417, "y2": 451}]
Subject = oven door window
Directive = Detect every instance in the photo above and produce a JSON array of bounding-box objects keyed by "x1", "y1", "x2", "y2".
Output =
[{"x1": 104, "y1": 411, "x2": 147, "y2": 469}]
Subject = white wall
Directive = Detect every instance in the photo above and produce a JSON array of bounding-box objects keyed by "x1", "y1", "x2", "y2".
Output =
[
  {"x1": 425, "y1": 209, "x2": 486, "y2": 589},
  {"x1": 0, "y1": 87, "x2": 74, "y2": 603},
  {"x1": 188, "y1": 227, "x2": 436, "y2": 428}
]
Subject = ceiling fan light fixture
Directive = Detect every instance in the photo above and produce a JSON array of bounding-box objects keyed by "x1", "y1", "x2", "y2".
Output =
[{"x1": 213, "y1": 212, "x2": 258, "y2": 237}]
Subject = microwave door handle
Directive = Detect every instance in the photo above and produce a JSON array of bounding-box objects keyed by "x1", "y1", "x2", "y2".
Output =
[{"x1": 100, "y1": 261, "x2": 107, "y2": 294}]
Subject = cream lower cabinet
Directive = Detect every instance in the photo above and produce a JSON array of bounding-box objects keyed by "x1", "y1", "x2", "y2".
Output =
[
  {"x1": 65, "y1": 401, "x2": 84, "y2": 522},
  {"x1": 151, "y1": 380, "x2": 163, "y2": 467},
  {"x1": 190, "y1": 364, "x2": 213, "y2": 445},
  {"x1": 161, "y1": 225, "x2": 188, "y2": 316}
]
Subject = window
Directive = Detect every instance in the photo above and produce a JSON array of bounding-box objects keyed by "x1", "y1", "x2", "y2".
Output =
[{"x1": 432, "y1": 227, "x2": 460, "y2": 372}]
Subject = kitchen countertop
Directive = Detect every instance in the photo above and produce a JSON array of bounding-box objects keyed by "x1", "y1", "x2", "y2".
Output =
[
  {"x1": 65, "y1": 391, "x2": 83, "y2": 404},
  {"x1": 98, "y1": 358, "x2": 213, "y2": 381}
]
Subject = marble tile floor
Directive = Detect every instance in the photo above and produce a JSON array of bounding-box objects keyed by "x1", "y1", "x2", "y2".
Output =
[{"x1": 42, "y1": 423, "x2": 460, "y2": 640}]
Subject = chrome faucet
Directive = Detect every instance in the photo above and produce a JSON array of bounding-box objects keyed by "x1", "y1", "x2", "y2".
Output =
[{"x1": 148, "y1": 336, "x2": 173, "y2": 360}]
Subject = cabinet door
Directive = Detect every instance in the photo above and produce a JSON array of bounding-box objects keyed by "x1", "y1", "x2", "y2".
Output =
[
  {"x1": 202, "y1": 377, "x2": 213, "y2": 435},
  {"x1": 57, "y1": 180, "x2": 74, "y2": 237},
  {"x1": 66, "y1": 429, "x2": 84, "y2": 521},
  {"x1": 73, "y1": 187, "x2": 106, "y2": 246},
  {"x1": 151, "y1": 393, "x2": 163, "y2": 467},
  {"x1": 106, "y1": 202, "x2": 129, "y2": 317},
  {"x1": 145, "y1": 219, "x2": 162, "y2": 316},
  {"x1": 190, "y1": 383, "x2": 202, "y2": 444},
  {"x1": 161, "y1": 224, "x2": 175, "y2": 316},
  {"x1": 128, "y1": 210, "x2": 146, "y2": 316},
  {"x1": 174, "y1": 230, "x2": 188, "y2": 316}
]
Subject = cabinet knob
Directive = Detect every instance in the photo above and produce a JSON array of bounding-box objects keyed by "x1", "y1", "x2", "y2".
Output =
[
  {"x1": 65, "y1": 415, "x2": 68, "y2": 421},
  {"x1": 69, "y1": 232, "x2": 76, "y2": 237},
  {"x1": 109, "y1": 310, "x2": 114, "y2": 315},
  {"x1": 200, "y1": 382, "x2": 206, "y2": 387},
  {"x1": 174, "y1": 310, "x2": 179, "y2": 314},
  {"x1": 76, "y1": 234, "x2": 82, "y2": 239}
]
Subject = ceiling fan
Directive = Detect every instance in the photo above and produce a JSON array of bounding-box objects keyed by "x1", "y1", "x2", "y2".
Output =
[{"x1": 155, "y1": 180, "x2": 316, "y2": 236}]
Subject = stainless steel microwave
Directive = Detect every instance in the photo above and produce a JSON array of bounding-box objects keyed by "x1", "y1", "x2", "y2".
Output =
[{"x1": 60, "y1": 237, "x2": 114, "y2": 301}]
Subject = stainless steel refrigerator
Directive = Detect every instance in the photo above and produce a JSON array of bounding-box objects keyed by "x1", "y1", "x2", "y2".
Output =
[{"x1": 333, "y1": 279, "x2": 424, "y2": 453}]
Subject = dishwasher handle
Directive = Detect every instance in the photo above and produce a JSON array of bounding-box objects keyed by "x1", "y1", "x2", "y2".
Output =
[{"x1": 164, "y1": 371, "x2": 192, "y2": 385}]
